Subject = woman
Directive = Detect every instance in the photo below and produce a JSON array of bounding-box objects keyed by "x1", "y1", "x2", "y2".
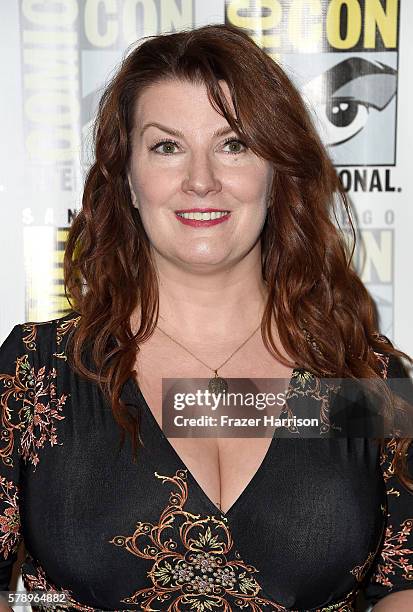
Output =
[{"x1": 0, "y1": 23, "x2": 412, "y2": 612}]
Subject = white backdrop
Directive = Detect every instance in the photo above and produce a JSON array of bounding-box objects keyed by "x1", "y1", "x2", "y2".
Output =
[{"x1": 0, "y1": 0, "x2": 411, "y2": 606}]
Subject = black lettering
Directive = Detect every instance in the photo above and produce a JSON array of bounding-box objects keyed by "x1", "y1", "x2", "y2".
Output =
[
  {"x1": 67, "y1": 208, "x2": 78, "y2": 224},
  {"x1": 369, "y1": 170, "x2": 383, "y2": 192},
  {"x1": 339, "y1": 169, "x2": 352, "y2": 192},
  {"x1": 354, "y1": 169, "x2": 368, "y2": 192},
  {"x1": 385, "y1": 169, "x2": 396, "y2": 192}
]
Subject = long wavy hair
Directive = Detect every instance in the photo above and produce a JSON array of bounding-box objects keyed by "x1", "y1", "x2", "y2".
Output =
[{"x1": 64, "y1": 23, "x2": 413, "y2": 489}]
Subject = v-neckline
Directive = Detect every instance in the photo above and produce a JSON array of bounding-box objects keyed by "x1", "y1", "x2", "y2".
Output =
[{"x1": 127, "y1": 367, "x2": 301, "y2": 520}]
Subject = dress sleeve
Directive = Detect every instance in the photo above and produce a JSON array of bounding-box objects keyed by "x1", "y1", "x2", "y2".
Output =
[
  {"x1": 0, "y1": 325, "x2": 25, "y2": 589},
  {"x1": 363, "y1": 352, "x2": 413, "y2": 605}
]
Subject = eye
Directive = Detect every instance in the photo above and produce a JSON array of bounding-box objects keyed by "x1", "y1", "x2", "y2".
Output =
[
  {"x1": 222, "y1": 138, "x2": 247, "y2": 154},
  {"x1": 149, "y1": 139, "x2": 180, "y2": 155},
  {"x1": 317, "y1": 99, "x2": 370, "y2": 146},
  {"x1": 148, "y1": 137, "x2": 248, "y2": 156},
  {"x1": 302, "y1": 58, "x2": 397, "y2": 149}
]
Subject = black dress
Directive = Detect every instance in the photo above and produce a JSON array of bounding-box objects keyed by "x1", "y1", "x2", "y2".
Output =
[{"x1": 0, "y1": 312, "x2": 412, "y2": 611}]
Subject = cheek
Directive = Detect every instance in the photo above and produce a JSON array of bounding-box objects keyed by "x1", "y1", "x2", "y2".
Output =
[
  {"x1": 131, "y1": 178, "x2": 168, "y2": 215},
  {"x1": 130, "y1": 153, "x2": 163, "y2": 194},
  {"x1": 228, "y1": 165, "x2": 271, "y2": 199}
]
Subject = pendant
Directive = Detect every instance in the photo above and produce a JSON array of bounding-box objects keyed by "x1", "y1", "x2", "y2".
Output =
[{"x1": 208, "y1": 370, "x2": 228, "y2": 394}]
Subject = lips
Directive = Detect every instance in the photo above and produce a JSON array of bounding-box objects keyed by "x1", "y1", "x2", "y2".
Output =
[
  {"x1": 174, "y1": 208, "x2": 230, "y2": 213},
  {"x1": 175, "y1": 210, "x2": 231, "y2": 228}
]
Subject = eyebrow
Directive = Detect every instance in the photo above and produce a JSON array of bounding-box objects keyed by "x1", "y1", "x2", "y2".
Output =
[
  {"x1": 139, "y1": 122, "x2": 235, "y2": 139},
  {"x1": 331, "y1": 57, "x2": 396, "y2": 85}
]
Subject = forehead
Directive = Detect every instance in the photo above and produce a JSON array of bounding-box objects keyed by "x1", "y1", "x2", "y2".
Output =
[{"x1": 134, "y1": 79, "x2": 235, "y2": 127}]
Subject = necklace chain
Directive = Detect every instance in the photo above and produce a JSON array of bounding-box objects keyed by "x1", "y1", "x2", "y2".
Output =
[
  {"x1": 156, "y1": 321, "x2": 262, "y2": 375},
  {"x1": 155, "y1": 319, "x2": 262, "y2": 514}
]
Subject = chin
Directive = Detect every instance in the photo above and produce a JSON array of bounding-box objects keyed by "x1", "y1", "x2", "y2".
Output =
[{"x1": 174, "y1": 253, "x2": 231, "y2": 268}]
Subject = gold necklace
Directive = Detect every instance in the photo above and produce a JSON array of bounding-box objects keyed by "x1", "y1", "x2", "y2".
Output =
[{"x1": 156, "y1": 322, "x2": 262, "y2": 394}]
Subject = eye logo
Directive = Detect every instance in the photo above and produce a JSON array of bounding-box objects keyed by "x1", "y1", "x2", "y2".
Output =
[
  {"x1": 303, "y1": 57, "x2": 398, "y2": 165},
  {"x1": 225, "y1": 0, "x2": 400, "y2": 168}
]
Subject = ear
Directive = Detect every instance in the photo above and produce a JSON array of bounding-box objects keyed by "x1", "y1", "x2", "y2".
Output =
[{"x1": 127, "y1": 173, "x2": 138, "y2": 209}]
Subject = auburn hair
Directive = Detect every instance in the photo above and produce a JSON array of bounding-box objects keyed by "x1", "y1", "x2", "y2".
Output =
[{"x1": 64, "y1": 23, "x2": 413, "y2": 489}]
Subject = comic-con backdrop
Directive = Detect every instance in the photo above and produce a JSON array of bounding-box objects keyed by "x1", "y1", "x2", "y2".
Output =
[
  {"x1": 0, "y1": 0, "x2": 411, "y2": 605},
  {"x1": 1, "y1": 0, "x2": 411, "y2": 354}
]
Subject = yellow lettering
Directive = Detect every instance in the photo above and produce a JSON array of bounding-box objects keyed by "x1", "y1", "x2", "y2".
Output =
[
  {"x1": 364, "y1": 0, "x2": 398, "y2": 48},
  {"x1": 227, "y1": 0, "x2": 282, "y2": 47},
  {"x1": 288, "y1": 0, "x2": 322, "y2": 51},
  {"x1": 26, "y1": 128, "x2": 79, "y2": 162},
  {"x1": 54, "y1": 229, "x2": 71, "y2": 317},
  {"x1": 22, "y1": 0, "x2": 78, "y2": 26},
  {"x1": 23, "y1": 49, "x2": 78, "y2": 90},
  {"x1": 160, "y1": 0, "x2": 192, "y2": 36},
  {"x1": 25, "y1": 92, "x2": 80, "y2": 125},
  {"x1": 327, "y1": 0, "x2": 362, "y2": 49},
  {"x1": 84, "y1": 0, "x2": 118, "y2": 47},
  {"x1": 360, "y1": 230, "x2": 392, "y2": 283},
  {"x1": 24, "y1": 226, "x2": 54, "y2": 322},
  {"x1": 123, "y1": 0, "x2": 156, "y2": 46},
  {"x1": 248, "y1": 32, "x2": 280, "y2": 49},
  {"x1": 23, "y1": 30, "x2": 77, "y2": 45}
]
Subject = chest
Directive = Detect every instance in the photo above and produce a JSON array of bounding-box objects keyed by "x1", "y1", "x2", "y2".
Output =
[
  {"x1": 133, "y1": 335, "x2": 296, "y2": 514},
  {"x1": 20, "y1": 404, "x2": 386, "y2": 611}
]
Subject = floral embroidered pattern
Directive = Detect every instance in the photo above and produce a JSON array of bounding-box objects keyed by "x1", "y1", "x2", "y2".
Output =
[
  {"x1": 281, "y1": 369, "x2": 341, "y2": 435},
  {"x1": 22, "y1": 323, "x2": 38, "y2": 352},
  {"x1": 56, "y1": 315, "x2": 80, "y2": 347},
  {"x1": 370, "y1": 519, "x2": 413, "y2": 587},
  {"x1": 379, "y1": 437, "x2": 398, "y2": 485},
  {"x1": 0, "y1": 476, "x2": 20, "y2": 559},
  {"x1": 21, "y1": 316, "x2": 79, "y2": 359},
  {"x1": 372, "y1": 345, "x2": 390, "y2": 380},
  {"x1": 19, "y1": 547, "x2": 357, "y2": 612},
  {"x1": 364, "y1": 348, "x2": 413, "y2": 592},
  {"x1": 351, "y1": 551, "x2": 376, "y2": 582},
  {"x1": 110, "y1": 469, "x2": 358, "y2": 611},
  {"x1": 110, "y1": 469, "x2": 288, "y2": 610},
  {"x1": 22, "y1": 552, "x2": 102, "y2": 611},
  {"x1": 319, "y1": 602, "x2": 354, "y2": 612},
  {"x1": 374, "y1": 354, "x2": 405, "y2": 491},
  {"x1": 53, "y1": 315, "x2": 80, "y2": 360},
  {"x1": 0, "y1": 353, "x2": 67, "y2": 469},
  {"x1": 349, "y1": 501, "x2": 388, "y2": 588}
]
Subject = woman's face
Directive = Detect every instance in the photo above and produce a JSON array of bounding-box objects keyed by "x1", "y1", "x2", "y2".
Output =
[{"x1": 128, "y1": 78, "x2": 274, "y2": 272}]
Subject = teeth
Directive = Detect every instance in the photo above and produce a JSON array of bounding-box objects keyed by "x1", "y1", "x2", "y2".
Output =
[{"x1": 177, "y1": 211, "x2": 230, "y2": 221}]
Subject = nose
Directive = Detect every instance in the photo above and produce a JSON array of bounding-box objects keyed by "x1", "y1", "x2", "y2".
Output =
[{"x1": 182, "y1": 150, "x2": 222, "y2": 198}]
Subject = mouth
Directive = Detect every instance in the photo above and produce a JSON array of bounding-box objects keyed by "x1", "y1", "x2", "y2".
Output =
[
  {"x1": 175, "y1": 210, "x2": 231, "y2": 221},
  {"x1": 174, "y1": 209, "x2": 231, "y2": 227}
]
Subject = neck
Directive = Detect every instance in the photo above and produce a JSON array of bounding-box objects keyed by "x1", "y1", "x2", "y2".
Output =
[
  {"x1": 132, "y1": 250, "x2": 268, "y2": 346},
  {"x1": 153, "y1": 261, "x2": 268, "y2": 345}
]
